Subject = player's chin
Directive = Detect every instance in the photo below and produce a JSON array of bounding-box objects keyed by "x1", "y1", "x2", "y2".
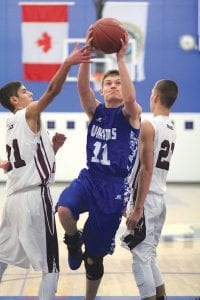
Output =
[
  {"x1": 110, "y1": 93, "x2": 122, "y2": 101},
  {"x1": 107, "y1": 97, "x2": 123, "y2": 106},
  {"x1": 108, "y1": 91, "x2": 120, "y2": 98}
]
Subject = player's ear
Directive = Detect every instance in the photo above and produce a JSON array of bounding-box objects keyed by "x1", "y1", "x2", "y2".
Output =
[
  {"x1": 155, "y1": 93, "x2": 161, "y2": 103},
  {"x1": 9, "y1": 95, "x2": 19, "y2": 106}
]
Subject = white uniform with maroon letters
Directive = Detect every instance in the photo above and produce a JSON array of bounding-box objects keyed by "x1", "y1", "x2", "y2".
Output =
[
  {"x1": 122, "y1": 115, "x2": 176, "y2": 298},
  {"x1": 0, "y1": 108, "x2": 59, "y2": 276}
]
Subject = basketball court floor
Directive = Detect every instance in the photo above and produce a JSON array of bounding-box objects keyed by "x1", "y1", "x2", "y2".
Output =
[{"x1": 0, "y1": 182, "x2": 200, "y2": 299}]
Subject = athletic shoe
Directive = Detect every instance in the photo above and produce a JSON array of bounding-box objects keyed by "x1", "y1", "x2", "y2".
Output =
[{"x1": 64, "y1": 230, "x2": 83, "y2": 270}]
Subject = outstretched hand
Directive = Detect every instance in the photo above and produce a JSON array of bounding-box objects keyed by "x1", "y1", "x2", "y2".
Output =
[
  {"x1": 86, "y1": 25, "x2": 94, "y2": 47},
  {"x1": 52, "y1": 132, "x2": 67, "y2": 154},
  {"x1": 68, "y1": 42, "x2": 92, "y2": 65}
]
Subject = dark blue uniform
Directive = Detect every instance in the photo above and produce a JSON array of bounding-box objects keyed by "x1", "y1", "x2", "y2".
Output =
[{"x1": 57, "y1": 103, "x2": 139, "y2": 256}]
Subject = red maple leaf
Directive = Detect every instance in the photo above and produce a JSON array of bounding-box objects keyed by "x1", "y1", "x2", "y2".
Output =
[{"x1": 37, "y1": 32, "x2": 51, "y2": 52}]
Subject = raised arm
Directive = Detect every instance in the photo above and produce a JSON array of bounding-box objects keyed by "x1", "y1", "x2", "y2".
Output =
[
  {"x1": 77, "y1": 28, "x2": 100, "y2": 121},
  {"x1": 26, "y1": 43, "x2": 91, "y2": 131},
  {"x1": 117, "y1": 32, "x2": 142, "y2": 128}
]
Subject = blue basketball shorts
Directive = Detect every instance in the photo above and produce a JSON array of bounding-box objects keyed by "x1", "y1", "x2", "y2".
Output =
[{"x1": 56, "y1": 168, "x2": 130, "y2": 257}]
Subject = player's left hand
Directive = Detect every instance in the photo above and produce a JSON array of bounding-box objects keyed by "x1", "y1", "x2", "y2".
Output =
[
  {"x1": 0, "y1": 160, "x2": 10, "y2": 173},
  {"x1": 117, "y1": 31, "x2": 129, "y2": 60},
  {"x1": 52, "y1": 132, "x2": 67, "y2": 154},
  {"x1": 126, "y1": 207, "x2": 143, "y2": 230}
]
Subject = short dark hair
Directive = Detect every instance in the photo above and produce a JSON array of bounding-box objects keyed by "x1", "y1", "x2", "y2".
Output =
[
  {"x1": 155, "y1": 79, "x2": 178, "y2": 108},
  {"x1": 102, "y1": 70, "x2": 120, "y2": 87},
  {"x1": 0, "y1": 81, "x2": 22, "y2": 112}
]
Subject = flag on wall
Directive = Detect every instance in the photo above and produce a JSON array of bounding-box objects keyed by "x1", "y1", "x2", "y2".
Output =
[
  {"x1": 103, "y1": 1, "x2": 149, "y2": 81},
  {"x1": 20, "y1": 2, "x2": 72, "y2": 81}
]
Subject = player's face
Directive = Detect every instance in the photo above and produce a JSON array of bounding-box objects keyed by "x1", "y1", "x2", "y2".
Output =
[
  {"x1": 16, "y1": 85, "x2": 33, "y2": 108},
  {"x1": 101, "y1": 75, "x2": 123, "y2": 106}
]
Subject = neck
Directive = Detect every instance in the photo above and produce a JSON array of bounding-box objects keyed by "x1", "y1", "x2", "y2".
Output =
[
  {"x1": 105, "y1": 99, "x2": 122, "y2": 108},
  {"x1": 153, "y1": 106, "x2": 170, "y2": 117}
]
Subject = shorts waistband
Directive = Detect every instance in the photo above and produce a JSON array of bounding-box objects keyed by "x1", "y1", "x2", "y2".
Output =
[
  {"x1": 89, "y1": 169, "x2": 125, "y2": 183},
  {"x1": 9, "y1": 184, "x2": 50, "y2": 195}
]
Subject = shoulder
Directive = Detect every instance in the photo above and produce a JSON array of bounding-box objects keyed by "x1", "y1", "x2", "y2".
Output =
[
  {"x1": 13, "y1": 108, "x2": 26, "y2": 122},
  {"x1": 87, "y1": 101, "x2": 102, "y2": 122},
  {"x1": 122, "y1": 104, "x2": 141, "y2": 129},
  {"x1": 141, "y1": 119, "x2": 154, "y2": 131},
  {"x1": 140, "y1": 119, "x2": 155, "y2": 140},
  {"x1": 25, "y1": 101, "x2": 39, "y2": 117}
]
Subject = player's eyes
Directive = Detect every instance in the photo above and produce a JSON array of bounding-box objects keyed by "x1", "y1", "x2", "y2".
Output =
[
  {"x1": 104, "y1": 80, "x2": 121, "y2": 87},
  {"x1": 21, "y1": 89, "x2": 27, "y2": 94},
  {"x1": 104, "y1": 82, "x2": 112, "y2": 86}
]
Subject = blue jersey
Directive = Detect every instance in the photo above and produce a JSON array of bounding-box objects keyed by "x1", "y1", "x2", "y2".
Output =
[
  {"x1": 57, "y1": 103, "x2": 140, "y2": 256},
  {"x1": 87, "y1": 103, "x2": 140, "y2": 178}
]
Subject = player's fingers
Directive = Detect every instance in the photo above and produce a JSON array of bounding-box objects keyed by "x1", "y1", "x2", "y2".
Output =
[
  {"x1": 87, "y1": 36, "x2": 94, "y2": 45},
  {"x1": 87, "y1": 26, "x2": 93, "y2": 37},
  {"x1": 74, "y1": 42, "x2": 79, "y2": 50},
  {"x1": 126, "y1": 218, "x2": 136, "y2": 229},
  {"x1": 80, "y1": 43, "x2": 91, "y2": 53},
  {"x1": 120, "y1": 38, "x2": 125, "y2": 46}
]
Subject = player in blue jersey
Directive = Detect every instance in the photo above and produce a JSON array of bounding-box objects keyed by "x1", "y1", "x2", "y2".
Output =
[{"x1": 56, "y1": 31, "x2": 142, "y2": 300}]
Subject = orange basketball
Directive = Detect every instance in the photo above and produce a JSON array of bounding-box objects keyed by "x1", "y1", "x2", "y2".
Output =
[{"x1": 90, "y1": 18, "x2": 127, "y2": 54}]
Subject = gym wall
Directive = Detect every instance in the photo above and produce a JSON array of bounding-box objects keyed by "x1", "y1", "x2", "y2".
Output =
[{"x1": 0, "y1": 0, "x2": 200, "y2": 182}]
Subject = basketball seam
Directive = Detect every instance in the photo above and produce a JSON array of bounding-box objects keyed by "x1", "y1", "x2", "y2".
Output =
[{"x1": 93, "y1": 26, "x2": 124, "y2": 52}]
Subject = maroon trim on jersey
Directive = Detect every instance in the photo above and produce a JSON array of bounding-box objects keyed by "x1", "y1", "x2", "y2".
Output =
[
  {"x1": 40, "y1": 136, "x2": 52, "y2": 172},
  {"x1": 131, "y1": 160, "x2": 140, "y2": 191},
  {"x1": 41, "y1": 185, "x2": 59, "y2": 273},
  {"x1": 34, "y1": 142, "x2": 51, "y2": 184},
  {"x1": 34, "y1": 155, "x2": 44, "y2": 183}
]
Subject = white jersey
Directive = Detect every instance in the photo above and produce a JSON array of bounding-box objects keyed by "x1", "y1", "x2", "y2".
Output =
[
  {"x1": 6, "y1": 108, "x2": 55, "y2": 195},
  {"x1": 149, "y1": 115, "x2": 176, "y2": 195},
  {"x1": 128, "y1": 115, "x2": 176, "y2": 196}
]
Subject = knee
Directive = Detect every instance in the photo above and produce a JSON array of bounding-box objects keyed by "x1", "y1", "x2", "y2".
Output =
[
  {"x1": 57, "y1": 206, "x2": 73, "y2": 221},
  {"x1": 84, "y1": 252, "x2": 104, "y2": 281},
  {"x1": 57, "y1": 206, "x2": 71, "y2": 218},
  {"x1": 132, "y1": 260, "x2": 156, "y2": 298}
]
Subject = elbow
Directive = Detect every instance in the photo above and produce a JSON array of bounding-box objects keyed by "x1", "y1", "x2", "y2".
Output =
[
  {"x1": 47, "y1": 83, "x2": 62, "y2": 97},
  {"x1": 140, "y1": 164, "x2": 153, "y2": 179},
  {"x1": 77, "y1": 80, "x2": 89, "y2": 94},
  {"x1": 125, "y1": 95, "x2": 138, "y2": 109},
  {"x1": 126, "y1": 95, "x2": 136, "y2": 104}
]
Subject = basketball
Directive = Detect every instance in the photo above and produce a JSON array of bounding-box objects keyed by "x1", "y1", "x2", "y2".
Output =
[{"x1": 90, "y1": 18, "x2": 127, "y2": 54}]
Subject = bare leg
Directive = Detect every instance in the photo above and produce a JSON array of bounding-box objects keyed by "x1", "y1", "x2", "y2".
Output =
[
  {"x1": 84, "y1": 257, "x2": 103, "y2": 300},
  {"x1": 57, "y1": 206, "x2": 77, "y2": 235},
  {"x1": 156, "y1": 284, "x2": 166, "y2": 299},
  {"x1": 85, "y1": 277, "x2": 102, "y2": 300}
]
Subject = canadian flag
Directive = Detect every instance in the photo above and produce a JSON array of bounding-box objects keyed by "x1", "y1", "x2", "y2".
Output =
[{"x1": 20, "y1": 2, "x2": 71, "y2": 81}]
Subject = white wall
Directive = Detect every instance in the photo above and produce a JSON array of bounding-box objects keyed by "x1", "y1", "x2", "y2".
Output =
[
  {"x1": 167, "y1": 113, "x2": 200, "y2": 182},
  {"x1": 0, "y1": 112, "x2": 200, "y2": 182}
]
